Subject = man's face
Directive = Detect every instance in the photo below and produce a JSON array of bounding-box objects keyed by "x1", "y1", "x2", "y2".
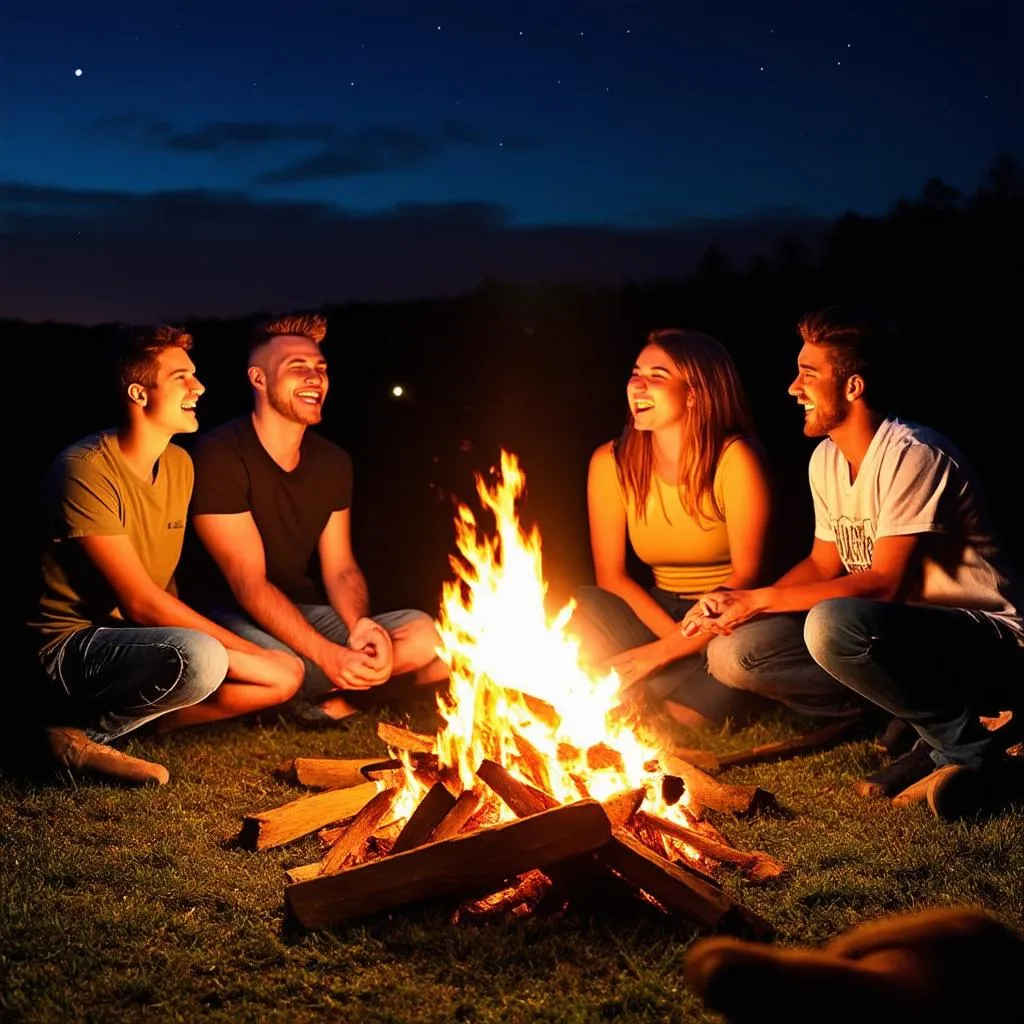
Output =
[
  {"x1": 788, "y1": 342, "x2": 847, "y2": 437},
  {"x1": 259, "y1": 335, "x2": 329, "y2": 425},
  {"x1": 142, "y1": 346, "x2": 204, "y2": 435}
]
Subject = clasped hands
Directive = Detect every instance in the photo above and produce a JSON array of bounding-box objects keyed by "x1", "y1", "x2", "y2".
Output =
[
  {"x1": 680, "y1": 588, "x2": 763, "y2": 638},
  {"x1": 333, "y1": 617, "x2": 394, "y2": 690}
]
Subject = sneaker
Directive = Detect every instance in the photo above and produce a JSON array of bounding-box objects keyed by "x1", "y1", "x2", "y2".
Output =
[
  {"x1": 46, "y1": 726, "x2": 169, "y2": 786},
  {"x1": 853, "y1": 741, "x2": 934, "y2": 798}
]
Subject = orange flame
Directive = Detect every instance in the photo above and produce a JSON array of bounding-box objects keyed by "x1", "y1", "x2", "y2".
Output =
[{"x1": 390, "y1": 451, "x2": 701, "y2": 853}]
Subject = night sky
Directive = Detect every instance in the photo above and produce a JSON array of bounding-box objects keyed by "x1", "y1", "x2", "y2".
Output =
[{"x1": 2, "y1": 1, "x2": 1019, "y2": 324}]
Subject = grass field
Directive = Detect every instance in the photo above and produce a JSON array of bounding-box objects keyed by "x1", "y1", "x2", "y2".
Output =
[{"x1": 2, "y1": 701, "x2": 1022, "y2": 1024}]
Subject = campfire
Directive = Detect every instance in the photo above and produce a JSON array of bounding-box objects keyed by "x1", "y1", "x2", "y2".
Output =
[{"x1": 239, "y1": 453, "x2": 790, "y2": 936}]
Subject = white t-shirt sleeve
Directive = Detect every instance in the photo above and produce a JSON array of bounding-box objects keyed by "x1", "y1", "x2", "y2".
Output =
[
  {"x1": 875, "y1": 443, "x2": 951, "y2": 539},
  {"x1": 810, "y1": 444, "x2": 834, "y2": 542}
]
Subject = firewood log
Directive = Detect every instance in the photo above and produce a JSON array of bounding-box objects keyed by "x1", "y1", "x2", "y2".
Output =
[
  {"x1": 284, "y1": 799, "x2": 614, "y2": 930},
  {"x1": 276, "y1": 757, "x2": 384, "y2": 790},
  {"x1": 635, "y1": 811, "x2": 785, "y2": 882},
  {"x1": 239, "y1": 781, "x2": 380, "y2": 850},
  {"x1": 376, "y1": 722, "x2": 436, "y2": 754},
  {"x1": 390, "y1": 782, "x2": 458, "y2": 854},
  {"x1": 661, "y1": 755, "x2": 776, "y2": 816},
  {"x1": 317, "y1": 787, "x2": 398, "y2": 877}
]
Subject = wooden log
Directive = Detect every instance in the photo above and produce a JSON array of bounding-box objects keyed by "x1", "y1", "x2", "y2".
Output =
[
  {"x1": 238, "y1": 781, "x2": 380, "y2": 851},
  {"x1": 597, "y1": 829, "x2": 775, "y2": 939},
  {"x1": 635, "y1": 810, "x2": 785, "y2": 882},
  {"x1": 284, "y1": 799, "x2": 614, "y2": 931},
  {"x1": 455, "y1": 869, "x2": 553, "y2": 923},
  {"x1": 661, "y1": 755, "x2": 776, "y2": 816},
  {"x1": 285, "y1": 862, "x2": 322, "y2": 884},
  {"x1": 601, "y1": 787, "x2": 647, "y2": 829},
  {"x1": 586, "y1": 742, "x2": 625, "y2": 774},
  {"x1": 277, "y1": 757, "x2": 383, "y2": 790},
  {"x1": 476, "y1": 758, "x2": 558, "y2": 816},
  {"x1": 376, "y1": 722, "x2": 435, "y2": 754},
  {"x1": 716, "y1": 717, "x2": 862, "y2": 769},
  {"x1": 318, "y1": 787, "x2": 398, "y2": 877},
  {"x1": 359, "y1": 752, "x2": 440, "y2": 779},
  {"x1": 431, "y1": 789, "x2": 483, "y2": 843},
  {"x1": 390, "y1": 782, "x2": 458, "y2": 855},
  {"x1": 511, "y1": 732, "x2": 554, "y2": 796}
]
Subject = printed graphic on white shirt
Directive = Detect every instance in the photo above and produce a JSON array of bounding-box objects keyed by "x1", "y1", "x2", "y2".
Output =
[{"x1": 832, "y1": 515, "x2": 874, "y2": 573}]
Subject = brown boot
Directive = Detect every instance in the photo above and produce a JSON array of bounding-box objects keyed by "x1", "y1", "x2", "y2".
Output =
[{"x1": 46, "y1": 726, "x2": 169, "y2": 786}]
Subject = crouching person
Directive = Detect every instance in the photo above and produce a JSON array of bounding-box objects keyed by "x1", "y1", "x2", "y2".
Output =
[{"x1": 26, "y1": 324, "x2": 303, "y2": 786}]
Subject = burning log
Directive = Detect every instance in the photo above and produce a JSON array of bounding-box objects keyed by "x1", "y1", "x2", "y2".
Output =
[
  {"x1": 239, "y1": 781, "x2": 380, "y2": 851},
  {"x1": 476, "y1": 758, "x2": 558, "y2": 815},
  {"x1": 661, "y1": 755, "x2": 776, "y2": 817},
  {"x1": 316, "y1": 787, "x2": 399, "y2": 877},
  {"x1": 284, "y1": 799, "x2": 613, "y2": 931},
  {"x1": 454, "y1": 869, "x2": 554, "y2": 924},
  {"x1": 376, "y1": 722, "x2": 435, "y2": 753},
  {"x1": 276, "y1": 757, "x2": 384, "y2": 790},
  {"x1": 586, "y1": 742, "x2": 625, "y2": 774},
  {"x1": 431, "y1": 789, "x2": 483, "y2": 842},
  {"x1": 601, "y1": 787, "x2": 647, "y2": 829},
  {"x1": 597, "y1": 831, "x2": 775, "y2": 939},
  {"x1": 390, "y1": 782, "x2": 458, "y2": 854},
  {"x1": 511, "y1": 732, "x2": 554, "y2": 796},
  {"x1": 635, "y1": 811, "x2": 785, "y2": 882}
]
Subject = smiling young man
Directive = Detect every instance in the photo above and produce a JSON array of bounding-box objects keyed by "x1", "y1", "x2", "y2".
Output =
[
  {"x1": 681, "y1": 305, "x2": 1023, "y2": 818},
  {"x1": 28, "y1": 325, "x2": 304, "y2": 786},
  {"x1": 184, "y1": 313, "x2": 447, "y2": 724}
]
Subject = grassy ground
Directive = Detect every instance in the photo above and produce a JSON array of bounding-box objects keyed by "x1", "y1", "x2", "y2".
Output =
[{"x1": 2, "y1": 702, "x2": 1022, "y2": 1024}]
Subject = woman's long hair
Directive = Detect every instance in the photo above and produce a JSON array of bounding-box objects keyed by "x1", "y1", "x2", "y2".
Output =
[{"x1": 614, "y1": 329, "x2": 758, "y2": 525}]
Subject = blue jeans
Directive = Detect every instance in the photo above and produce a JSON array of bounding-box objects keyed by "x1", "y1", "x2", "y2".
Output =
[
  {"x1": 203, "y1": 603, "x2": 431, "y2": 708},
  {"x1": 40, "y1": 626, "x2": 229, "y2": 744},
  {"x1": 707, "y1": 598, "x2": 1024, "y2": 769},
  {"x1": 569, "y1": 585, "x2": 769, "y2": 726}
]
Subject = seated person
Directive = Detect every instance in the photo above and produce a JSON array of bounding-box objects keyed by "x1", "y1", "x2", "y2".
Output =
[
  {"x1": 183, "y1": 312, "x2": 447, "y2": 724},
  {"x1": 683, "y1": 305, "x2": 1024, "y2": 818},
  {"x1": 27, "y1": 324, "x2": 303, "y2": 786},
  {"x1": 571, "y1": 328, "x2": 775, "y2": 732}
]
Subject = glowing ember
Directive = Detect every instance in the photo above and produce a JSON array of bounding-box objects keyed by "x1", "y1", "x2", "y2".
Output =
[{"x1": 388, "y1": 451, "x2": 703, "y2": 861}]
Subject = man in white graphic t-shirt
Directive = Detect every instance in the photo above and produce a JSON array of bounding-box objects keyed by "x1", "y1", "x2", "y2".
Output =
[{"x1": 681, "y1": 304, "x2": 1023, "y2": 819}]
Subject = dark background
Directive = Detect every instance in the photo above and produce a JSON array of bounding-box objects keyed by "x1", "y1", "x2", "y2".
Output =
[{"x1": 11, "y1": 158, "x2": 1023, "y2": 628}]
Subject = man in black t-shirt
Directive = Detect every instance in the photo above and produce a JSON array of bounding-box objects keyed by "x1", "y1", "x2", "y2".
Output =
[{"x1": 186, "y1": 313, "x2": 447, "y2": 722}]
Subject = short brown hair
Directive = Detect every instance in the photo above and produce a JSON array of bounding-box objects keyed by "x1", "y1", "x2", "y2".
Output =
[
  {"x1": 798, "y1": 304, "x2": 903, "y2": 413},
  {"x1": 249, "y1": 312, "x2": 327, "y2": 359},
  {"x1": 107, "y1": 323, "x2": 193, "y2": 405}
]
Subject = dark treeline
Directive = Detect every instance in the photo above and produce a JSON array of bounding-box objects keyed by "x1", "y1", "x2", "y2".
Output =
[{"x1": 11, "y1": 154, "x2": 1023, "y2": 625}]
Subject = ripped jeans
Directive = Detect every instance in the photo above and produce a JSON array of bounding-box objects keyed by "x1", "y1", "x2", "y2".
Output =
[{"x1": 40, "y1": 625, "x2": 228, "y2": 744}]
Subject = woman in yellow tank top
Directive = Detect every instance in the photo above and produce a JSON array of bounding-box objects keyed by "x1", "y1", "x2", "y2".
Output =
[{"x1": 572, "y1": 328, "x2": 775, "y2": 731}]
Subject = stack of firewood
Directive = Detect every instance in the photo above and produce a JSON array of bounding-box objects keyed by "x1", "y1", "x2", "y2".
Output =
[{"x1": 234, "y1": 718, "x2": 860, "y2": 936}]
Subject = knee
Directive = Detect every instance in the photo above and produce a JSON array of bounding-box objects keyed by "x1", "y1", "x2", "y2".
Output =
[
  {"x1": 177, "y1": 632, "x2": 230, "y2": 703},
  {"x1": 277, "y1": 653, "x2": 305, "y2": 701},
  {"x1": 803, "y1": 598, "x2": 872, "y2": 671},
  {"x1": 397, "y1": 612, "x2": 442, "y2": 667},
  {"x1": 705, "y1": 633, "x2": 759, "y2": 690}
]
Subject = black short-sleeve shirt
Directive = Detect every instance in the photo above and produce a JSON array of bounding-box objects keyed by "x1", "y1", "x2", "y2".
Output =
[{"x1": 186, "y1": 416, "x2": 353, "y2": 605}]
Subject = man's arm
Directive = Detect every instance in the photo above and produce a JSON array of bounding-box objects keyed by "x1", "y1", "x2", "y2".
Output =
[
  {"x1": 190, "y1": 510, "x2": 378, "y2": 688},
  {"x1": 317, "y1": 508, "x2": 370, "y2": 632},
  {"x1": 683, "y1": 534, "x2": 922, "y2": 635},
  {"x1": 78, "y1": 533, "x2": 297, "y2": 684}
]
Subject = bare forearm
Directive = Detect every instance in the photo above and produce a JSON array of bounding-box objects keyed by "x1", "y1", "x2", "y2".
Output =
[
  {"x1": 230, "y1": 578, "x2": 334, "y2": 662},
  {"x1": 324, "y1": 566, "x2": 371, "y2": 631},
  {"x1": 758, "y1": 569, "x2": 897, "y2": 615}
]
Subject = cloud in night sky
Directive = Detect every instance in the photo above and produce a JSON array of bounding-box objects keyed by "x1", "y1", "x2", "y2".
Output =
[
  {"x1": 86, "y1": 114, "x2": 541, "y2": 183},
  {"x1": 0, "y1": 181, "x2": 825, "y2": 325}
]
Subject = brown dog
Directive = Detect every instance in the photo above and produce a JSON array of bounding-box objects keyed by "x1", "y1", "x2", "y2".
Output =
[{"x1": 684, "y1": 905, "x2": 1023, "y2": 1024}]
